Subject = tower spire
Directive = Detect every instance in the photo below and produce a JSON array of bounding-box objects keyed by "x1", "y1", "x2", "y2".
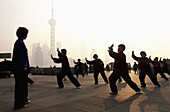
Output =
[{"x1": 49, "y1": 0, "x2": 56, "y2": 50}]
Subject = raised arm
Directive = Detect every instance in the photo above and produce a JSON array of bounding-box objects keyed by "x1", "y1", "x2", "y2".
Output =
[
  {"x1": 51, "y1": 55, "x2": 62, "y2": 63},
  {"x1": 85, "y1": 58, "x2": 93, "y2": 65},
  {"x1": 149, "y1": 56, "x2": 154, "y2": 64},
  {"x1": 108, "y1": 44, "x2": 118, "y2": 59},
  {"x1": 132, "y1": 51, "x2": 141, "y2": 62}
]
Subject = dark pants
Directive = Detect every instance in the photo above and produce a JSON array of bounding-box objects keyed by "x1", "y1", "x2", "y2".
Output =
[
  {"x1": 57, "y1": 69, "x2": 81, "y2": 88},
  {"x1": 14, "y1": 70, "x2": 28, "y2": 108},
  {"x1": 109, "y1": 71, "x2": 140, "y2": 93},
  {"x1": 94, "y1": 70, "x2": 108, "y2": 84},
  {"x1": 163, "y1": 67, "x2": 170, "y2": 76},
  {"x1": 76, "y1": 69, "x2": 84, "y2": 78},
  {"x1": 154, "y1": 69, "x2": 168, "y2": 81},
  {"x1": 139, "y1": 69, "x2": 160, "y2": 87}
]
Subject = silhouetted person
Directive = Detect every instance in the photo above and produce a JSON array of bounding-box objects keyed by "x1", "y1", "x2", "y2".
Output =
[
  {"x1": 160, "y1": 58, "x2": 170, "y2": 76},
  {"x1": 51, "y1": 49, "x2": 81, "y2": 89},
  {"x1": 12, "y1": 27, "x2": 31, "y2": 109},
  {"x1": 106, "y1": 65, "x2": 110, "y2": 72},
  {"x1": 133, "y1": 62, "x2": 138, "y2": 74},
  {"x1": 108, "y1": 44, "x2": 142, "y2": 94},
  {"x1": 132, "y1": 51, "x2": 161, "y2": 88},
  {"x1": 73, "y1": 59, "x2": 84, "y2": 78},
  {"x1": 84, "y1": 63, "x2": 89, "y2": 75},
  {"x1": 149, "y1": 57, "x2": 168, "y2": 81},
  {"x1": 128, "y1": 63, "x2": 131, "y2": 73},
  {"x1": 85, "y1": 54, "x2": 108, "y2": 85}
]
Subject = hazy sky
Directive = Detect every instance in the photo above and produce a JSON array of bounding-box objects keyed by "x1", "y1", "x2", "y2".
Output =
[{"x1": 0, "y1": 0, "x2": 170, "y2": 65}]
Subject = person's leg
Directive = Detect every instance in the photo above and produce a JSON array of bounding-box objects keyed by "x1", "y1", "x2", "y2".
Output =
[
  {"x1": 14, "y1": 71, "x2": 26, "y2": 108},
  {"x1": 57, "y1": 71, "x2": 66, "y2": 88},
  {"x1": 139, "y1": 71, "x2": 146, "y2": 87},
  {"x1": 118, "y1": 77, "x2": 122, "y2": 82},
  {"x1": 108, "y1": 71, "x2": 120, "y2": 93},
  {"x1": 121, "y1": 73, "x2": 141, "y2": 92},
  {"x1": 94, "y1": 72, "x2": 99, "y2": 84},
  {"x1": 76, "y1": 70, "x2": 79, "y2": 78},
  {"x1": 100, "y1": 70, "x2": 108, "y2": 83},
  {"x1": 66, "y1": 70, "x2": 81, "y2": 87},
  {"x1": 158, "y1": 70, "x2": 168, "y2": 81},
  {"x1": 147, "y1": 70, "x2": 160, "y2": 86},
  {"x1": 165, "y1": 68, "x2": 170, "y2": 76},
  {"x1": 80, "y1": 69, "x2": 84, "y2": 77}
]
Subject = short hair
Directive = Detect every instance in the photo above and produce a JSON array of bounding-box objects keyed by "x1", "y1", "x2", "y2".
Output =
[
  {"x1": 140, "y1": 51, "x2": 147, "y2": 56},
  {"x1": 93, "y1": 54, "x2": 98, "y2": 58},
  {"x1": 78, "y1": 59, "x2": 81, "y2": 62},
  {"x1": 118, "y1": 44, "x2": 126, "y2": 51},
  {"x1": 16, "y1": 27, "x2": 28, "y2": 39},
  {"x1": 61, "y1": 49, "x2": 67, "y2": 54}
]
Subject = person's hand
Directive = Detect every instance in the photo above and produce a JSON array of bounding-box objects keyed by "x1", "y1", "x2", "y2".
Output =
[
  {"x1": 51, "y1": 54, "x2": 54, "y2": 59},
  {"x1": 57, "y1": 48, "x2": 59, "y2": 52},
  {"x1": 132, "y1": 51, "x2": 134, "y2": 55},
  {"x1": 24, "y1": 67, "x2": 27, "y2": 72},
  {"x1": 108, "y1": 44, "x2": 114, "y2": 52}
]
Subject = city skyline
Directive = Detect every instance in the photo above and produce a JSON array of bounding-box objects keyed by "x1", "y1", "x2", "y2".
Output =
[{"x1": 0, "y1": 0, "x2": 170, "y2": 67}]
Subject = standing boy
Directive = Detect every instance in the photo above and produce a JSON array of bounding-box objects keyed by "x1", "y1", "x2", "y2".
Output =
[
  {"x1": 85, "y1": 54, "x2": 108, "y2": 84},
  {"x1": 132, "y1": 51, "x2": 161, "y2": 87},
  {"x1": 51, "y1": 49, "x2": 81, "y2": 88},
  {"x1": 108, "y1": 44, "x2": 142, "y2": 94},
  {"x1": 12, "y1": 27, "x2": 31, "y2": 109}
]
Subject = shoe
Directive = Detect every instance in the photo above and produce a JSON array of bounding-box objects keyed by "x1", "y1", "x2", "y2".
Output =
[
  {"x1": 136, "y1": 90, "x2": 143, "y2": 94},
  {"x1": 57, "y1": 87, "x2": 64, "y2": 89},
  {"x1": 14, "y1": 104, "x2": 27, "y2": 109},
  {"x1": 94, "y1": 83, "x2": 98, "y2": 85},
  {"x1": 109, "y1": 92, "x2": 118, "y2": 95},
  {"x1": 25, "y1": 99, "x2": 31, "y2": 104},
  {"x1": 77, "y1": 86, "x2": 81, "y2": 89}
]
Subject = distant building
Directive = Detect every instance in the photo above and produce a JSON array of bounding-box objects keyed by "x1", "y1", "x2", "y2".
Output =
[{"x1": 35, "y1": 43, "x2": 43, "y2": 66}]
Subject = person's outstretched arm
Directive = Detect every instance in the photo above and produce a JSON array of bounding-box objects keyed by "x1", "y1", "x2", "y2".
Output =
[
  {"x1": 51, "y1": 55, "x2": 62, "y2": 63},
  {"x1": 108, "y1": 44, "x2": 118, "y2": 59},
  {"x1": 85, "y1": 58, "x2": 93, "y2": 64},
  {"x1": 132, "y1": 51, "x2": 140, "y2": 61}
]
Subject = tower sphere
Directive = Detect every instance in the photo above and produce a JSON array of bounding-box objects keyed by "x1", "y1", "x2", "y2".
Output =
[{"x1": 49, "y1": 18, "x2": 56, "y2": 25}]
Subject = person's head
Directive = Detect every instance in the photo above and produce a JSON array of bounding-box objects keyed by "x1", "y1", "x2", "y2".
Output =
[
  {"x1": 163, "y1": 59, "x2": 166, "y2": 62},
  {"x1": 118, "y1": 44, "x2": 125, "y2": 53},
  {"x1": 140, "y1": 51, "x2": 147, "y2": 58},
  {"x1": 16, "y1": 27, "x2": 28, "y2": 40},
  {"x1": 154, "y1": 57, "x2": 158, "y2": 62},
  {"x1": 61, "y1": 49, "x2": 67, "y2": 55},
  {"x1": 93, "y1": 54, "x2": 98, "y2": 59},
  {"x1": 78, "y1": 59, "x2": 81, "y2": 62}
]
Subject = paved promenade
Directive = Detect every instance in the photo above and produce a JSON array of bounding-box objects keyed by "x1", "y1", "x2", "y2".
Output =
[{"x1": 0, "y1": 72, "x2": 169, "y2": 112}]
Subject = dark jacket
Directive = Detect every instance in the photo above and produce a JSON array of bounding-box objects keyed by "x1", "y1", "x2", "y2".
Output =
[
  {"x1": 86, "y1": 59, "x2": 104, "y2": 72},
  {"x1": 109, "y1": 49, "x2": 128, "y2": 74},
  {"x1": 12, "y1": 39, "x2": 30, "y2": 73}
]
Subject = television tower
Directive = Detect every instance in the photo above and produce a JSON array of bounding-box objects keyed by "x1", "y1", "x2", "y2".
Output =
[{"x1": 48, "y1": 0, "x2": 56, "y2": 50}]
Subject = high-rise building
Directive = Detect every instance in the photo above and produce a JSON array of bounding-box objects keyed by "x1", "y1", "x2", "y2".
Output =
[{"x1": 48, "y1": 0, "x2": 56, "y2": 51}]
